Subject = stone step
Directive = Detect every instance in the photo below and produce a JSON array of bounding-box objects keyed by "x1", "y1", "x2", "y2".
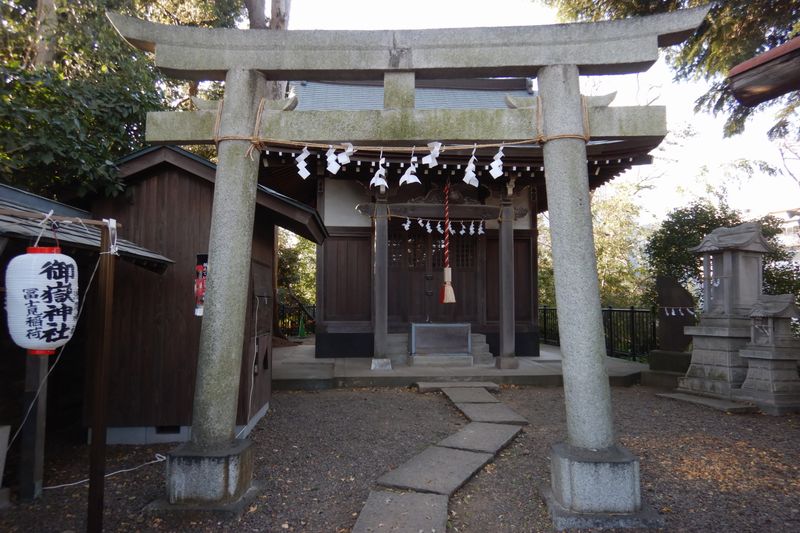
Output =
[
  {"x1": 416, "y1": 381, "x2": 500, "y2": 392},
  {"x1": 410, "y1": 355, "x2": 473, "y2": 367},
  {"x1": 377, "y1": 445, "x2": 493, "y2": 496},
  {"x1": 442, "y1": 387, "x2": 499, "y2": 403},
  {"x1": 352, "y1": 490, "x2": 448, "y2": 533},
  {"x1": 454, "y1": 402, "x2": 529, "y2": 425},
  {"x1": 656, "y1": 392, "x2": 758, "y2": 413},
  {"x1": 438, "y1": 422, "x2": 522, "y2": 454}
]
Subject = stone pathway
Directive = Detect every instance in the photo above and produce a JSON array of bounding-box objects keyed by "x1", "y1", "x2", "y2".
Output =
[{"x1": 352, "y1": 382, "x2": 527, "y2": 532}]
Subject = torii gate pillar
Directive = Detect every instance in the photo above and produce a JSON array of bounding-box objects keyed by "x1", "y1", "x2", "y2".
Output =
[
  {"x1": 165, "y1": 68, "x2": 266, "y2": 508},
  {"x1": 538, "y1": 64, "x2": 660, "y2": 528}
]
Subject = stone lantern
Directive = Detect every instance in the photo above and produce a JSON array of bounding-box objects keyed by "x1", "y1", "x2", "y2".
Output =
[
  {"x1": 735, "y1": 295, "x2": 800, "y2": 414},
  {"x1": 679, "y1": 223, "x2": 772, "y2": 398}
]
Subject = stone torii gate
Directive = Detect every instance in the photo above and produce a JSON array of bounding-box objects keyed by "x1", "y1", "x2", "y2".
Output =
[{"x1": 110, "y1": 6, "x2": 708, "y2": 527}]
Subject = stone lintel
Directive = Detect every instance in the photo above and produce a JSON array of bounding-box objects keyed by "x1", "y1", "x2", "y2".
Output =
[
  {"x1": 108, "y1": 8, "x2": 710, "y2": 81},
  {"x1": 144, "y1": 106, "x2": 667, "y2": 145},
  {"x1": 166, "y1": 439, "x2": 255, "y2": 504}
]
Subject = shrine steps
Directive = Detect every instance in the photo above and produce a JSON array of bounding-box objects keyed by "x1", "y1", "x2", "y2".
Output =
[{"x1": 386, "y1": 333, "x2": 495, "y2": 367}]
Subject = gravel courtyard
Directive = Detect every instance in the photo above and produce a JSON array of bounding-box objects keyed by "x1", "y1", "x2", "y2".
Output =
[{"x1": 1, "y1": 385, "x2": 798, "y2": 532}]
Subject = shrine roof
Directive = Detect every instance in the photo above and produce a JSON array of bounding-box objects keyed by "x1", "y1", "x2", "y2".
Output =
[{"x1": 292, "y1": 80, "x2": 532, "y2": 111}]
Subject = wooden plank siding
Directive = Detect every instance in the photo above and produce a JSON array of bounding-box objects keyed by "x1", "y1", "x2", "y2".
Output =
[{"x1": 92, "y1": 153, "x2": 275, "y2": 428}]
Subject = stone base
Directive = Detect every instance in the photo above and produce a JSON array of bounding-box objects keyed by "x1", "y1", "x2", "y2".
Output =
[
  {"x1": 495, "y1": 356, "x2": 519, "y2": 369},
  {"x1": 679, "y1": 321, "x2": 751, "y2": 399},
  {"x1": 0, "y1": 487, "x2": 10, "y2": 509},
  {"x1": 541, "y1": 486, "x2": 664, "y2": 530},
  {"x1": 166, "y1": 439, "x2": 254, "y2": 505},
  {"x1": 370, "y1": 358, "x2": 392, "y2": 370},
  {"x1": 735, "y1": 349, "x2": 800, "y2": 415},
  {"x1": 146, "y1": 482, "x2": 261, "y2": 519},
  {"x1": 549, "y1": 442, "x2": 641, "y2": 514}
]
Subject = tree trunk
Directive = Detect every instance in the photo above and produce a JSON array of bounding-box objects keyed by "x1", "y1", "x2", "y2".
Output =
[
  {"x1": 34, "y1": 0, "x2": 57, "y2": 67},
  {"x1": 245, "y1": 0, "x2": 267, "y2": 29}
]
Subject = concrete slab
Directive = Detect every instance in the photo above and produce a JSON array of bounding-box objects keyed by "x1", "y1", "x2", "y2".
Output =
[
  {"x1": 438, "y1": 422, "x2": 522, "y2": 454},
  {"x1": 656, "y1": 392, "x2": 758, "y2": 413},
  {"x1": 352, "y1": 490, "x2": 448, "y2": 533},
  {"x1": 416, "y1": 381, "x2": 500, "y2": 392},
  {"x1": 441, "y1": 387, "x2": 499, "y2": 403},
  {"x1": 377, "y1": 446, "x2": 493, "y2": 496},
  {"x1": 454, "y1": 403, "x2": 528, "y2": 425}
]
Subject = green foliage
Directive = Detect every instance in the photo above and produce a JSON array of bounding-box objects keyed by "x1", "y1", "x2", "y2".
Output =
[
  {"x1": 538, "y1": 183, "x2": 651, "y2": 307},
  {"x1": 277, "y1": 228, "x2": 317, "y2": 305},
  {"x1": 1, "y1": 0, "x2": 164, "y2": 198},
  {"x1": 545, "y1": 0, "x2": 800, "y2": 139},
  {"x1": 0, "y1": 0, "x2": 249, "y2": 200},
  {"x1": 645, "y1": 200, "x2": 800, "y2": 303}
]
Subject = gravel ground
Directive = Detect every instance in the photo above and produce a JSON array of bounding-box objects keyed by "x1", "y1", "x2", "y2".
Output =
[{"x1": 1, "y1": 385, "x2": 799, "y2": 532}]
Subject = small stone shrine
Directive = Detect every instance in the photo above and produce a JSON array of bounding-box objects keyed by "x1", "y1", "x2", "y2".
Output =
[
  {"x1": 679, "y1": 223, "x2": 772, "y2": 398},
  {"x1": 735, "y1": 295, "x2": 800, "y2": 414}
]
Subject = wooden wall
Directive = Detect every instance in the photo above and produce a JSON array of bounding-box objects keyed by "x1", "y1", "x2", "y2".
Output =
[{"x1": 92, "y1": 162, "x2": 273, "y2": 428}]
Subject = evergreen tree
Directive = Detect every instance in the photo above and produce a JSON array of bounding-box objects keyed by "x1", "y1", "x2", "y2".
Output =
[{"x1": 546, "y1": 0, "x2": 800, "y2": 139}]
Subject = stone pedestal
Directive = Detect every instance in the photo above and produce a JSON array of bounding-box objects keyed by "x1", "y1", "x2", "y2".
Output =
[
  {"x1": 541, "y1": 443, "x2": 662, "y2": 530},
  {"x1": 735, "y1": 348, "x2": 800, "y2": 414},
  {"x1": 166, "y1": 439, "x2": 255, "y2": 505},
  {"x1": 678, "y1": 318, "x2": 751, "y2": 398}
]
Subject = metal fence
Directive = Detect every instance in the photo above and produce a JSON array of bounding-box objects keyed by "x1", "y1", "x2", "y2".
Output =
[
  {"x1": 539, "y1": 306, "x2": 657, "y2": 360},
  {"x1": 278, "y1": 304, "x2": 316, "y2": 336}
]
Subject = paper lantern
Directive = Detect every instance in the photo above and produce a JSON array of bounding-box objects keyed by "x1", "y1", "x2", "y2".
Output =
[{"x1": 5, "y1": 246, "x2": 79, "y2": 356}]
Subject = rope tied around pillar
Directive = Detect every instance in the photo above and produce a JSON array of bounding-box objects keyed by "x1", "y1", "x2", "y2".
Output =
[{"x1": 535, "y1": 95, "x2": 591, "y2": 144}]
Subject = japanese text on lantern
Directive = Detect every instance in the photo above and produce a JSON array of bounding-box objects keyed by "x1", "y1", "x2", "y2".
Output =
[{"x1": 24, "y1": 259, "x2": 76, "y2": 343}]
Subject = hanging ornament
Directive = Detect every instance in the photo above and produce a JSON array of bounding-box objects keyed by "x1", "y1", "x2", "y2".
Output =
[
  {"x1": 295, "y1": 146, "x2": 311, "y2": 179},
  {"x1": 462, "y1": 145, "x2": 479, "y2": 187},
  {"x1": 402, "y1": 217, "x2": 411, "y2": 231},
  {"x1": 426, "y1": 221, "x2": 433, "y2": 233},
  {"x1": 448, "y1": 222, "x2": 455, "y2": 235},
  {"x1": 418, "y1": 218, "x2": 425, "y2": 228},
  {"x1": 422, "y1": 141, "x2": 442, "y2": 168},
  {"x1": 469, "y1": 221, "x2": 475, "y2": 235},
  {"x1": 440, "y1": 178, "x2": 456, "y2": 304},
  {"x1": 399, "y1": 148, "x2": 421, "y2": 186},
  {"x1": 436, "y1": 221, "x2": 444, "y2": 234},
  {"x1": 460, "y1": 222, "x2": 466, "y2": 235},
  {"x1": 477, "y1": 220, "x2": 485, "y2": 235},
  {"x1": 369, "y1": 150, "x2": 388, "y2": 189},
  {"x1": 6, "y1": 246, "x2": 79, "y2": 356},
  {"x1": 325, "y1": 145, "x2": 341, "y2": 174},
  {"x1": 337, "y1": 143, "x2": 355, "y2": 165},
  {"x1": 489, "y1": 145, "x2": 505, "y2": 179}
]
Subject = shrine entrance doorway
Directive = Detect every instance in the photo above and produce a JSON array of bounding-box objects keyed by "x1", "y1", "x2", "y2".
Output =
[{"x1": 388, "y1": 218, "x2": 481, "y2": 330}]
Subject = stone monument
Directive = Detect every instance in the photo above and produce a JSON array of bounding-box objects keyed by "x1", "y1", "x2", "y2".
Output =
[
  {"x1": 679, "y1": 223, "x2": 772, "y2": 398},
  {"x1": 735, "y1": 295, "x2": 800, "y2": 414}
]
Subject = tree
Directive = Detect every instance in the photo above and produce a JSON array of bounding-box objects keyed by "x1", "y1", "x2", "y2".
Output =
[
  {"x1": 538, "y1": 182, "x2": 651, "y2": 308},
  {"x1": 276, "y1": 228, "x2": 316, "y2": 305},
  {"x1": 645, "y1": 199, "x2": 800, "y2": 303},
  {"x1": 545, "y1": 0, "x2": 800, "y2": 140},
  {"x1": 0, "y1": 0, "x2": 266, "y2": 199},
  {"x1": 1, "y1": 0, "x2": 165, "y2": 198}
]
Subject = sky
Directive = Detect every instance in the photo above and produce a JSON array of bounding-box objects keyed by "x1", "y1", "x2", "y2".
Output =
[{"x1": 287, "y1": 0, "x2": 799, "y2": 223}]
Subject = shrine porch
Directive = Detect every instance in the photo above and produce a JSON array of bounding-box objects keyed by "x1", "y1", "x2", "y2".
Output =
[{"x1": 272, "y1": 340, "x2": 645, "y2": 390}]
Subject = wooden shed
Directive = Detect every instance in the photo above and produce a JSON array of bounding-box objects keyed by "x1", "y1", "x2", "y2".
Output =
[{"x1": 91, "y1": 146, "x2": 326, "y2": 443}]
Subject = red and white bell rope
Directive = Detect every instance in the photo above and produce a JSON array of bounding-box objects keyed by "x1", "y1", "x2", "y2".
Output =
[{"x1": 440, "y1": 179, "x2": 456, "y2": 304}]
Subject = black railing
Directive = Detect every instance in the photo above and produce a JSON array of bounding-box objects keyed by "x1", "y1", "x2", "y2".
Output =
[
  {"x1": 538, "y1": 306, "x2": 657, "y2": 360},
  {"x1": 278, "y1": 304, "x2": 316, "y2": 336}
]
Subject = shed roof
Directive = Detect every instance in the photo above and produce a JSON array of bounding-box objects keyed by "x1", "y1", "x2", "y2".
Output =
[
  {"x1": 117, "y1": 145, "x2": 327, "y2": 244},
  {"x1": 0, "y1": 184, "x2": 173, "y2": 272},
  {"x1": 728, "y1": 36, "x2": 800, "y2": 107}
]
